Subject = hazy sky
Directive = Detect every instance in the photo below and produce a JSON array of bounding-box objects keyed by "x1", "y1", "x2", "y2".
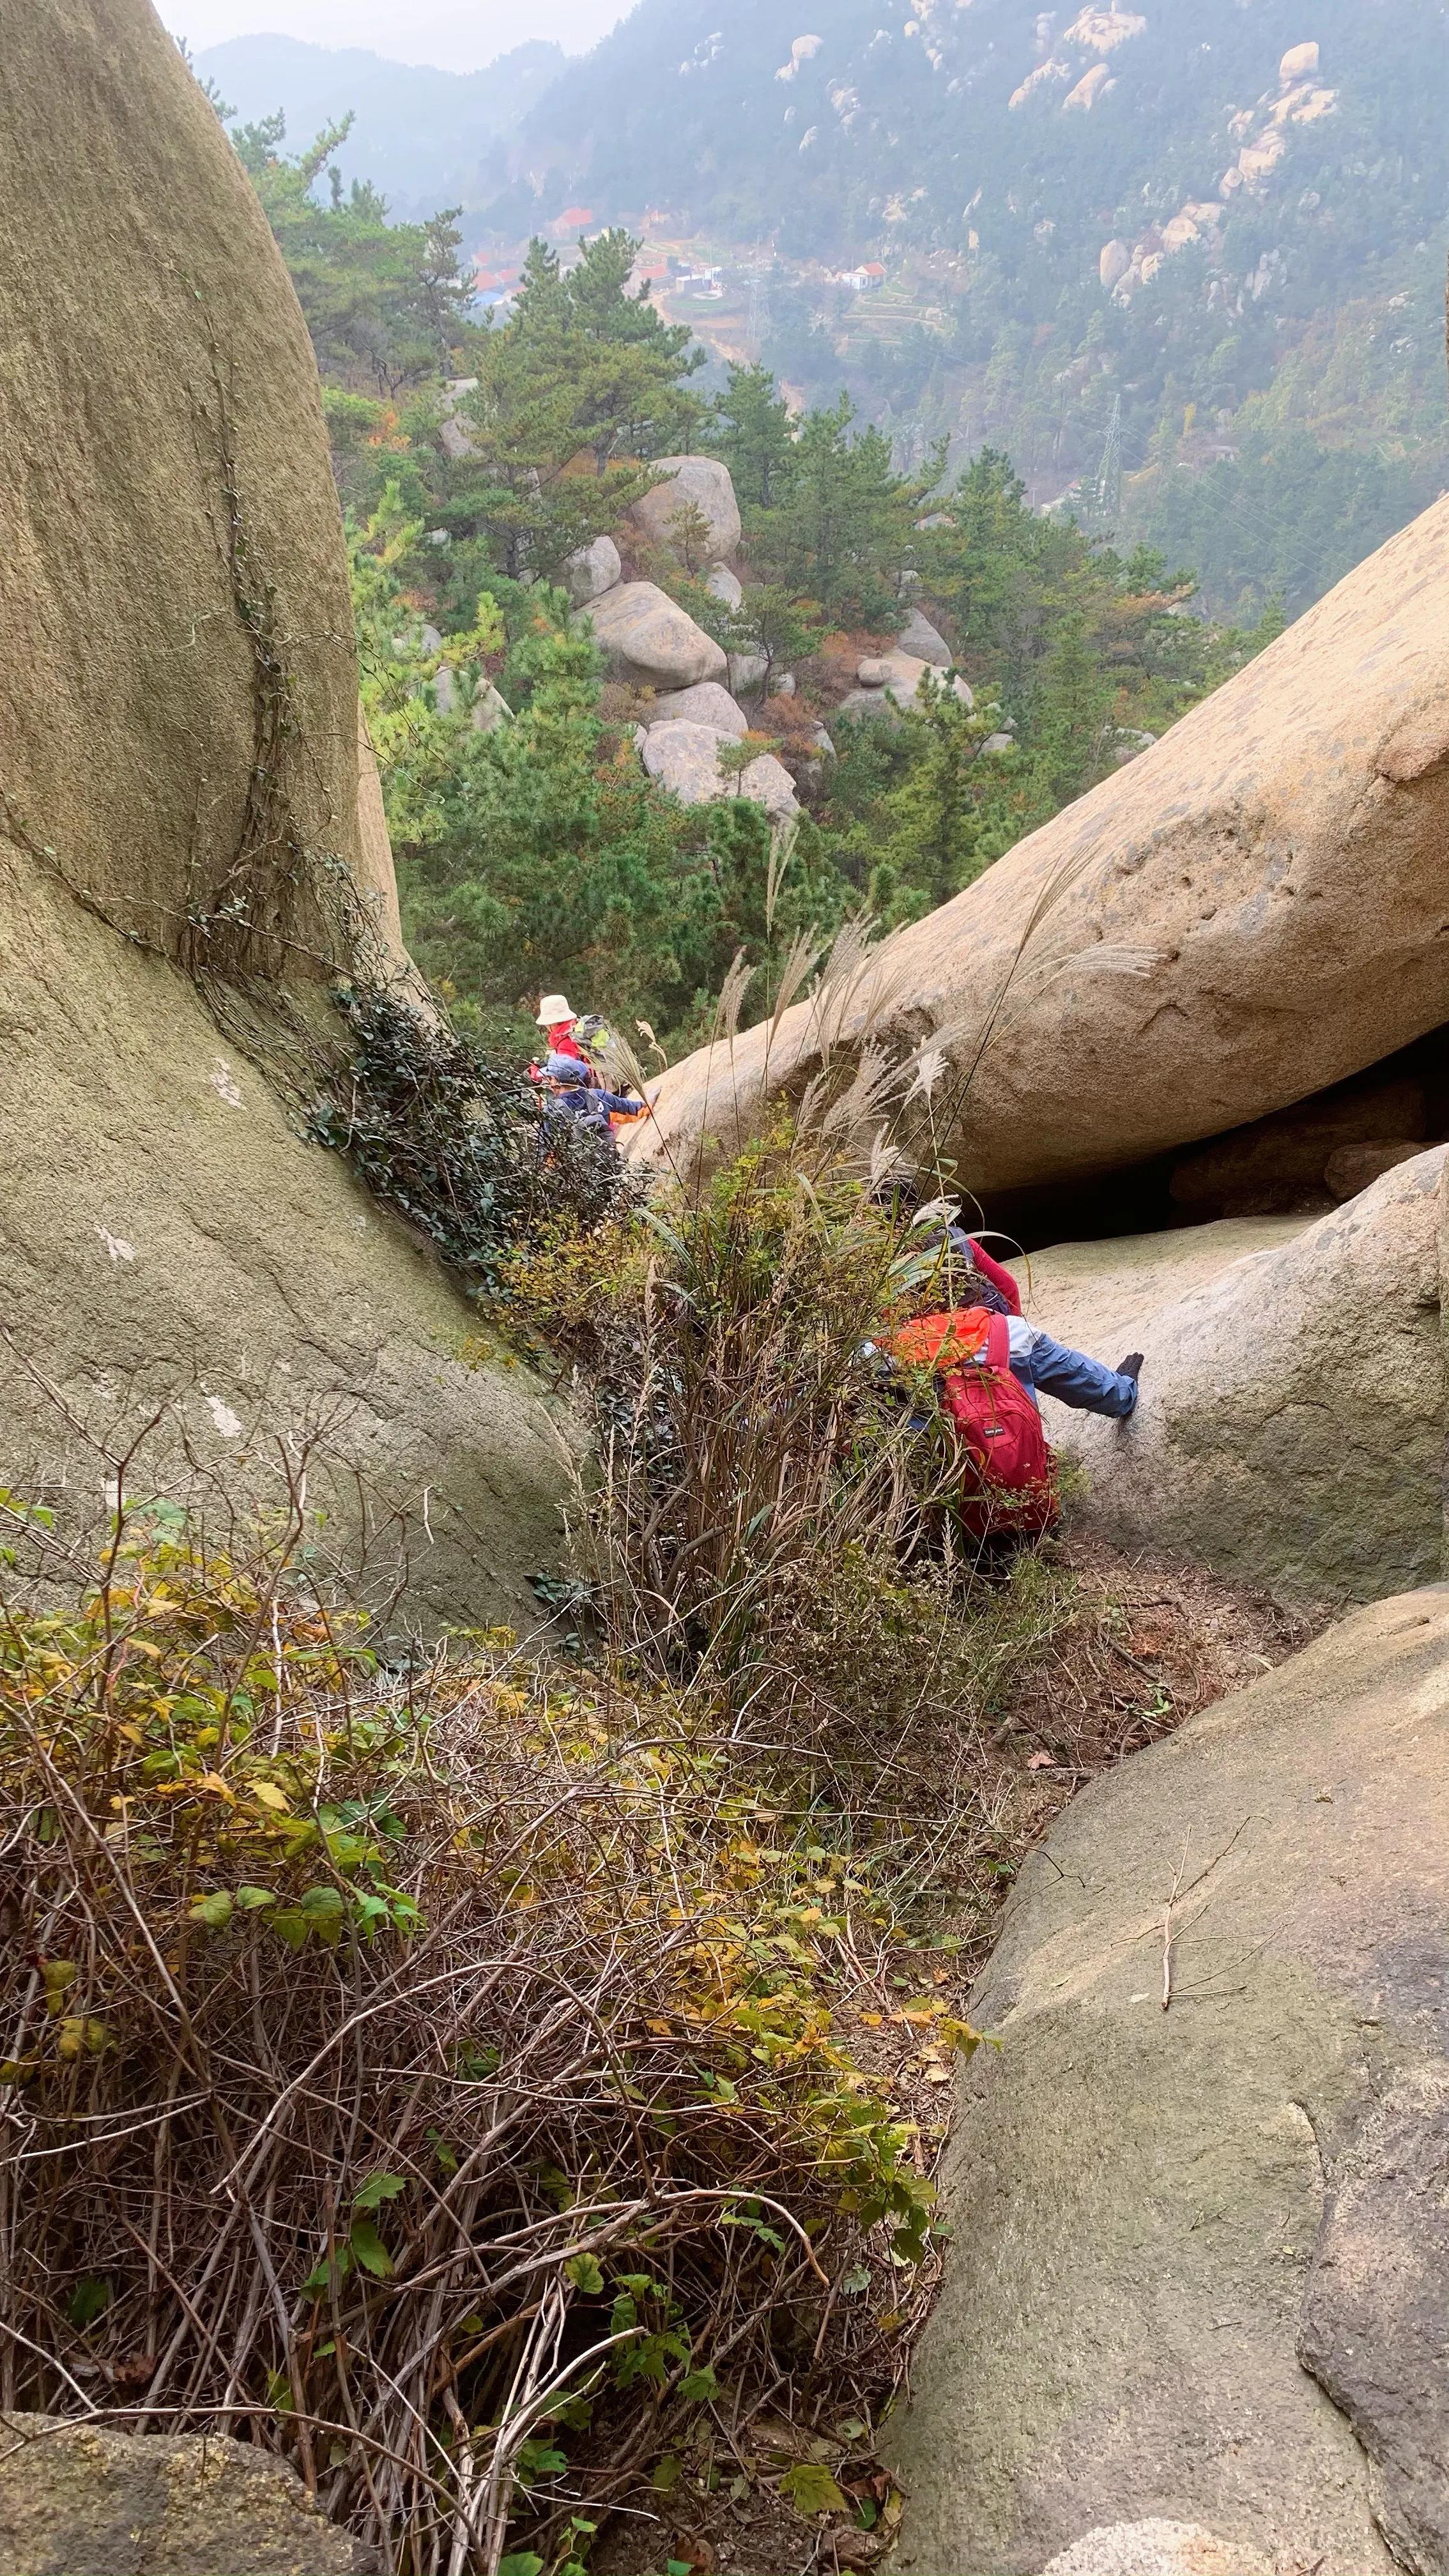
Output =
[{"x1": 162, "y1": 0, "x2": 626, "y2": 69}]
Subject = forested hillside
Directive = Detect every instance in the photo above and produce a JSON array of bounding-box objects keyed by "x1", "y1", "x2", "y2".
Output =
[
  {"x1": 210, "y1": 0, "x2": 1446, "y2": 620},
  {"x1": 222, "y1": 93, "x2": 1278, "y2": 1057},
  {"x1": 505, "y1": 0, "x2": 1446, "y2": 614}
]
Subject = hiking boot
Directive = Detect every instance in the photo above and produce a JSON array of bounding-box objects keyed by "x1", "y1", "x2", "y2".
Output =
[{"x1": 1117, "y1": 1353, "x2": 1144, "y2": 1382}]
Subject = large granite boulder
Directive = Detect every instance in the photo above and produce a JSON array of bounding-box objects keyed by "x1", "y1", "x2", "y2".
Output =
[
  {"x1": 0, "y1": 0, "x2": 572, "y2": 1627},
  {"x1": 0, "y1": 873, "x2": 576, "y2": 1631},
  {"x1": 629, "y1": 453, "x2": 742, "y2": 562},
  {"x1": 898, "y1": 603, "x2": 953, "y2": 666},
  {"x1": 1009, "y1": 1147, "x2": 1447, "y2": 1607},
  {"x1": 638, "y1": 496, "x2": 1449, "y2": 1199},
  {"x1": 585, "y1": 579, "x2": 728, "y2": 687},
  {"x1": 888, "y1": 1585, "x2": 1449, "y2": 2575},
  {"x1": 0, "y1": 2414, "x2": 356, "y2": 2572}
]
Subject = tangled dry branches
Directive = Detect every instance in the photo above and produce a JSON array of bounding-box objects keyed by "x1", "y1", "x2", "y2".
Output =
[{"x1": 0, "y1": 1462, "x2": 1026, "y2": 2576}]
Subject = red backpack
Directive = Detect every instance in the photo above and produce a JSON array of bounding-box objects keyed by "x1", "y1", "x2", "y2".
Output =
[{"x1": 891, "y1": 1306, "x2": 1059, "y2": 1538}]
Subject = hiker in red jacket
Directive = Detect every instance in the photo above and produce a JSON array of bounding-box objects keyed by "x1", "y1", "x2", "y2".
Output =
[
  {"x1": 914, "y1": 1216, "x2": 1144, "y2": 1420},
  {"x1": 534, "y1": 991, "x2": 586, "y2": 1064},
  {"x1": 870, "y1": 1199, "x2": 1144, "y2": 1540}
]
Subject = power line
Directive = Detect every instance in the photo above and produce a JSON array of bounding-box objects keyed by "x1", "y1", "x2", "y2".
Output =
[{"x1": 746, "y1": 244, "x2": 770, "y2": 358}]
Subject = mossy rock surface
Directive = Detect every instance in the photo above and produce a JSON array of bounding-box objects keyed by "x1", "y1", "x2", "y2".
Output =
[{"x1": 0, "y1": 2413, "x2": 358, "y2": 2573}]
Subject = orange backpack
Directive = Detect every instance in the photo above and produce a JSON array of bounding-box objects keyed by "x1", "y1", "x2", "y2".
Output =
[{"x1": 891, "y1": 1306, "x2": 1059, "y2": 1538}]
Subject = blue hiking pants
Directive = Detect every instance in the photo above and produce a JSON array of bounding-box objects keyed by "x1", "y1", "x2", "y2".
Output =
[{"x1": 1016, "y1": 1332, "x2": 1139, "y2": 1420}]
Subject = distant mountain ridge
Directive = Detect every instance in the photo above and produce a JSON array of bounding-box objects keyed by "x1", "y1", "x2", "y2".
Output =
[
  {"x1": 498, "y1": 0, "x2": 1442, "y2": 268},
  {"x1": 195, "y1": 31, "x2": 563, "y2": 218},
  {"x1": 487, "y1": 0, "x2": 1446, "y2": 617},
  {"x1": 201, "y1": 0, "x2": 1448, "y2": 619}
]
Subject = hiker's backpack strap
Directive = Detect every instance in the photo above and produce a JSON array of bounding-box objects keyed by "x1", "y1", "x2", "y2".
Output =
[{"x1": 985, "y1": 1311, "x2": 1011, "y2": 1376}]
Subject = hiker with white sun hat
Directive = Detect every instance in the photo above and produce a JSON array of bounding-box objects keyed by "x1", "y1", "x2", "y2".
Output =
[{"x1": 535, "y1": 992, "x2": 585, "y2": 1064}]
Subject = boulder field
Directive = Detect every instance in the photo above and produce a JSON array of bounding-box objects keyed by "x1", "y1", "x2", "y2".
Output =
[
  {"x1": 0, "y1": 0, "x2": 571, "y2": 1624},
  {"x1": 636, "y1": 492, "x2": 1449, "y2": 1200},
  {"x1": 886, "y1": 1585, "x2": 1449, "y2": 2576},
  {"x1": 1007, "y1": 1146, "x2": 1448, "y2": 1607}
]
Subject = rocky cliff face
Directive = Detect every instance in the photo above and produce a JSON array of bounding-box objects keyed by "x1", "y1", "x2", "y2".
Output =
[
  {"x1": 0, "y1": 0, "x2": 569, "y2": 1624},
  {"x1": 887, "y1": 1587, "x2": 1449, "y2": 2576}
]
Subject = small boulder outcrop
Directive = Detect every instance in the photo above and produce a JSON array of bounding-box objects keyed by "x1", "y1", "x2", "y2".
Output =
[
  {"x1": 637, "y1": 496, "x2": 1449, "y2": 1203},
  {"x1": 839, "y1": 683, "x2": 907, "y2": 723},
  {"x1": 629, "y1": 452, "x2": 742, "y2": 561},
  {"x1": 728, "y1": 647, "x2": 770, "y2": 698},
  {"x1": 897, "y1": 603, "x2": 953, "y2": 666},
  {"x1": 733, "y1": 750, "x2": 799, "y2": 821},
  {"x1": 641, "y1": 721, "x2": 799, "y2": 818},
  {"x1": 438, "y1": 375, "x2": 477, "y2": 458},
  {"x1": 641, "y1": 719, "x2": 733, "y2": 802},
  {"x1": 585, "y1": 579, "x2": 728, "y2": 687},
  {"x1": 564, "y1": 531, "x2": 621, "y2": 604},
  {"x1": 646, "y1": 680, "x2": 750, "y2": 735},
  {"x1": 842, "y1": 650, "x2": 972, "y2": 720},
  {"x1": 889, "y1": 1586, "x2": 1449, "y2": 2574},
  {"x1": 1008, "y1": 1147, "x2": 1446, "y2": 1606}
]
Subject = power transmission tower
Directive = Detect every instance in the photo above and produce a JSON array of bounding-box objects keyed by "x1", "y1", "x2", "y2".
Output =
[{"x1": 1089, "y1": 393, "x2": 1122, "y2": 525}]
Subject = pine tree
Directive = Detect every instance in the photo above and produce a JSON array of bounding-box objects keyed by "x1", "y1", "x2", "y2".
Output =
[
  {"x1": 1031, "y1": 612, "x2": 1116, "y2": 807},
  {"x1": 712, "y1": 364, "x2": 797, "y2": 510},
  {"x1": 233, "y1": 114, "x2": 472, "y2": 395},
  {"x1": 439, "y1": 232, "x2": 707, "y2": 579}
]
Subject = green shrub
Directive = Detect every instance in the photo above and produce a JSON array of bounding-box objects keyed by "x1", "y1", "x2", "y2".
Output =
[{"x1": 310, "y1": 984, "x2": 625, "y2": 1293}]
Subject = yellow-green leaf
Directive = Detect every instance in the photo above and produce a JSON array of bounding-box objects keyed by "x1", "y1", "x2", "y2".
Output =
[{"x1": 780, "y1": 2460, "x2": 846, "y2": 2516}]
